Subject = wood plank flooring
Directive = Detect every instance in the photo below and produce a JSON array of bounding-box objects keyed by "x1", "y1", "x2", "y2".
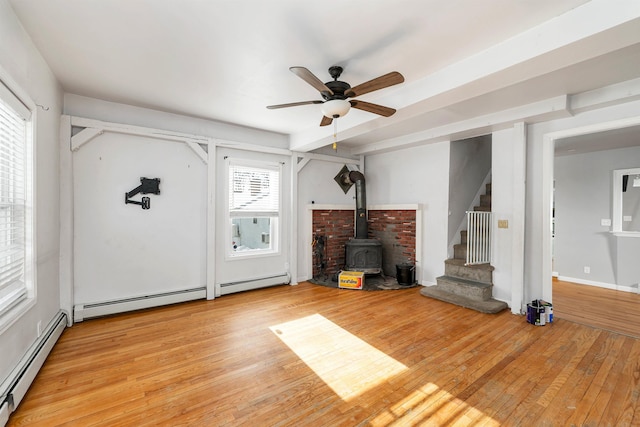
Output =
[
  {"x1": 8, "y1": 282, "x2": 640, "y2": 426},
  {"x1": 552, "y1": 277, "x2": 640, "y2": 338}
]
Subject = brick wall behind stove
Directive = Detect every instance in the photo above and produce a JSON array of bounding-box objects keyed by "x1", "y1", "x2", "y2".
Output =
[
  {"x1": 368, "y1": 210, "x2": 417, "y2": 276},
  {"x1": 312, "y1": 210, "x2": 354, "y2": 278},
  {"x1": 312, "y1": 209, "x2": 416, "y2": 278}
]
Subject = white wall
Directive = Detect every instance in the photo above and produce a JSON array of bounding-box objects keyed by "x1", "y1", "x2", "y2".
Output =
[
  {"x1": 554, "y1": 145, "x2": 640, "y2": 288},
  {"x1": 365, "y1": 142, "x2": 450, "y2": 285},
  {"x1": 492, "y1": 125, "x2": 526, "y2": 312},
  {"x1": 61, "y1": 94, "x2": 289, "y2": 305},
  {"x1": 73, "y1": 132, "x2": 207, "y2": 305},
  {"x1": 0, "y1": 0, "x2": 63, "y2": 385}
]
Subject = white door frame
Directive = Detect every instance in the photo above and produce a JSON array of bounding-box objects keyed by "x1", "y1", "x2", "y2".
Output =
[{"x1": 540, "y1": 115, "x2": 640, "y2": 302}]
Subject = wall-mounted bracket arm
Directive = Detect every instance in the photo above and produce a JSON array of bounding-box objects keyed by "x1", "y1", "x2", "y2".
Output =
[{"x1": 125, "y1": 177, "x2": 160, "y2": 210}]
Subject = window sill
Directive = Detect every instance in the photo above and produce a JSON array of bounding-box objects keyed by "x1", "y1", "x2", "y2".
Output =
[
  {"x1": 226, "y1": 249, "x2": 280, "y2": 260},
  {"x1": 611, "y1": 231, "x2": 640, "y2": 238}
]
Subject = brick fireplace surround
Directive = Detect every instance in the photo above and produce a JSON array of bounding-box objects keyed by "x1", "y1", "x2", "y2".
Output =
[{"x1": 311, "y1": 207, "x2": 417, "y2": 279}]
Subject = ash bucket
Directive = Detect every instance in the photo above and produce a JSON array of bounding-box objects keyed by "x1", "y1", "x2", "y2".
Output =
[{"x1": 396, "y1": 263, "x2": 415, "y2": 286}]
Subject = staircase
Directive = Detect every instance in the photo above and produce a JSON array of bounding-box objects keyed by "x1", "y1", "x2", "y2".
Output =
[{"x1": 420, "y1": 183, "x2": 507, "y2": 313}]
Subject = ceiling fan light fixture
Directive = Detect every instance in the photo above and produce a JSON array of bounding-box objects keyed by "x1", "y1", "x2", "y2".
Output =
[{"x1": 321, "y1": 99, "x2": 350, "y2": 119}]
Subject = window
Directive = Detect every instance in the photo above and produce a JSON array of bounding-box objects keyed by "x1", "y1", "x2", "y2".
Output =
[
  {"x1": 227, "y1": 159, "x2": 281, "y2": 257},
  {"x1": 0, "y1": 80, "x2": 33, "y2": 325},
  {"x1": 613, "y1": 167, "x2": 640, "y2": 235}
]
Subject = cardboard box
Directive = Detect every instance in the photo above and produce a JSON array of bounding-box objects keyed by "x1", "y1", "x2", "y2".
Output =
[{"x1": 338, "y1": 271, "x2": 364, "y2": 290}]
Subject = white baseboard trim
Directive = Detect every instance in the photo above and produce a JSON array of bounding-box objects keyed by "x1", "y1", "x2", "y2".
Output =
[
  {"x1": 0, "y1": 311, "x2": 67, "y2": 425},
  {"x1": 74, "y1": 287, "x2": 206, "y2": 322},
  {"x1": 0, "y1": 401, "x2": 8, "y2": 427},
  {"x1": 557, "y1": 275, "x2": 637, "y2": 293}
]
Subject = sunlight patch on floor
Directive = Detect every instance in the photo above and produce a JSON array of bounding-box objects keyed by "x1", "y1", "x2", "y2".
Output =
[
  {"x1": 370, "y1": 382, "x2": 500, "y2": 426},
  {"x1": 270, "y1": 313, "x2": 407, "y2": 401}
]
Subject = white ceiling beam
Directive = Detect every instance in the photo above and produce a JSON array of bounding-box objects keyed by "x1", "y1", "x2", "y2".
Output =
[
  {"x1": 569, "y1": 77, "x2": 640, "y2": 114},
  {"x1": 352, "y1": 95, "x2": 571, "y2": 155},
  {"x1": 70, "y1": 116, "x2": 210, "y2": 145},
  {"x1": 290, "y1": 0, "x2": 640, "y2": 153}
]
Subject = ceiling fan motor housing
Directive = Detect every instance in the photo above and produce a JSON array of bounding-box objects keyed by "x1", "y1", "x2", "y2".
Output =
[
  {"x1": 322, "y1": 80, "x2": 351, "y2": 101},
  {"x1": 322, "y1": 69, "x2": 352, "y2": 118}
]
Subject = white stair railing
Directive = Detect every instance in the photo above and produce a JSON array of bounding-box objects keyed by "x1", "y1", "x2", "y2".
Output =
[{"x1": 466, "y1": 211, "x2": 492, "y2": 265}]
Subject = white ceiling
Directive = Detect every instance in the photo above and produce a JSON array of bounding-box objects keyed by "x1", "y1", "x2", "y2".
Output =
[{"x1": 8, "y1": 0, "x2": 640, "y2": 153}]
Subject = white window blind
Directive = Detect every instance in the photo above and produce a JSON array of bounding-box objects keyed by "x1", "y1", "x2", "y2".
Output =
[
  {"x1": 0, "y1": 85, "x2": 28, "y2": 313},
  {"x1": 229, "y1": 162, "x2": 280, "y2": 217}
]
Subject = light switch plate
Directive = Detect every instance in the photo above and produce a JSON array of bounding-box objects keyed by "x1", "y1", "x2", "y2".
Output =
[
  {"x1": 601, "y1": 219, "x2": 611, "y2": 226},
  {"x1": 624, "y1": 215, "x2": 632, "y2": 222},
  {"x1": 498, "y1": 219, "x2": 508, "y2": 229}
]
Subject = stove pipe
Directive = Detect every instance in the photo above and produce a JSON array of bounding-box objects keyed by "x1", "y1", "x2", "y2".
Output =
[{"x1": 344, "y1": 170, "x2": 368, "y2": 239}]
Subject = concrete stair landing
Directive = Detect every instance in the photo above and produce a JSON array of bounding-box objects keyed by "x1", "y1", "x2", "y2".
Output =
[{"x1": 421, "y1": 183, "x2": 507, "y2": 314}]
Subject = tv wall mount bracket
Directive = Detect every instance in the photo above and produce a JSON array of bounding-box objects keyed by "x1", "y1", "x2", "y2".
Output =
[{"x1": 125, "y1": 177, "x2": 160, "y2": 210}]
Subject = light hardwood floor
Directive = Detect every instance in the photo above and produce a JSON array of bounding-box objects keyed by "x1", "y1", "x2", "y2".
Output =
[
  {"x1": 8, "y1": 282, "x2": 640, "y2": 426},
  {"x1": 553, "y1": 277, "x2": 640, "y2": 338}
]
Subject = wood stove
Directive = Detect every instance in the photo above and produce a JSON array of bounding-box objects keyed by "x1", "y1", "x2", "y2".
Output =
[
  {"x1": 337, "y1": 168, "x2": 383, "y2": 274},
  {"x1": 345, "y1": 239, "x2": 382, "y2": 273}
]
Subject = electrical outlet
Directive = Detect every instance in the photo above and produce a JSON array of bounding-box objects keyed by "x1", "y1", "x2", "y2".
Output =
[
  {"x1": 601, "y1": 219, "x2": 611, "y2": 226},
  {"x1": 584, "y1": 266, "x2": 590, "y2": 274}
]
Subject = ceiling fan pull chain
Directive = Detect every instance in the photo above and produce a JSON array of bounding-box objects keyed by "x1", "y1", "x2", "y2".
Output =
[{"x1": 333, "y1": 119, "x2": 338, "y2": 150}]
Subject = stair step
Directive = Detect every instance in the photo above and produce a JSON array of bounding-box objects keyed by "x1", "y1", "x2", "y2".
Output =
[
  {"x1": 420, "y1": 286, "x2": 507, "y2": 314},
  {"x1": 444, "y1": 258, "x2": 494, "y2": 284},
  {"x1": 480, "y1": 194, "x2": 492, "y2": 207},
  {"x1": 453, "y1": 244, "x2": 467, "y2": 260},
  {"x1": 486, "y1": 183, "x2": 491, "y2": 195},
  {"x1": 436, "y1": 275, "x2": 493, "y2": 301},
  {"x1": 460, "y1": 230, "x2": 467, "y2": 244},
  {"x1": 473, "y1": 205, "x2": 491, "y2": 212}
]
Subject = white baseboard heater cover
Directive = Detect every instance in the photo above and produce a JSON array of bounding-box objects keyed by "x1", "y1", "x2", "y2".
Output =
[
  {"x1": 0, "y1": 311, "x2": 67, "y2": 425},
  {"x1": 74, "y1": 287, "x2": 206, "y2": 322},
  {"x1": 218, "y1": 273, "x2": 290, "y2": 296}
]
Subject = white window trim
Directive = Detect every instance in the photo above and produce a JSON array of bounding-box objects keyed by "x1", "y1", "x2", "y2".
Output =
[
  {"x1": 225, "y1": 158, "x2": 282, "y2": 260},
  {"x1": 0, "y1": 76, "x2": 36, "y2": 334},
  {"x1": 612, "y1": 167, "x2": 640, "y2": 235}
]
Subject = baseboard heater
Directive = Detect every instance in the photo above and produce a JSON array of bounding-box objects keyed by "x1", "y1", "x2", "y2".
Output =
[
  {"x1": 0, "y1": 311, "x2": 67, "y2": 426},
  {"x1": 73, "y1": 287, "x2": 206, "y2": 322},
  {"x1": 218, "y1": 273, "x2": 290, "y2": 296}
]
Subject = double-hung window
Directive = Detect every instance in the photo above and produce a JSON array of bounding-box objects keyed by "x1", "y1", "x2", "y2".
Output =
[
  {"x1": 0, "y1": 80, "x2": 33, "y2": 326},
  {"x1": 227, "y1": 159, "x2": 281, "y2": 258}
]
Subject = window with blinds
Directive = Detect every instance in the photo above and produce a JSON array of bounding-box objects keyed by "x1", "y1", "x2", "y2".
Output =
[
  {"x1": 227, "y1": 160, "x2": 281, "y2": 257},
  {"x1": 0, "y1": 81, "x2": 32, "y2": 318}
]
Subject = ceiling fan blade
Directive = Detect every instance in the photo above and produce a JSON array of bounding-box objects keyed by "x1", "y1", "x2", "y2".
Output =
[
  {"x1": 267, "y1": 100, "x2": 323, "y2": 109},
  {"x1": 320, "y1": 116, "x2": 333, "y2": 127},
  {"x1": 290, "y1": 67, "x2": 334, "y2": 95},
  {"x1": 345, "y1": 71, "x2": 404, "y2": 98},
  {"x1": 350, "y1": 100, "x2": 396, "y2": 117}
]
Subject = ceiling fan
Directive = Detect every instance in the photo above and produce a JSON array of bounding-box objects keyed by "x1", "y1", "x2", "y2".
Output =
[{"x1": 267, "y1": 66, "x2": 404, "y2": 127}]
